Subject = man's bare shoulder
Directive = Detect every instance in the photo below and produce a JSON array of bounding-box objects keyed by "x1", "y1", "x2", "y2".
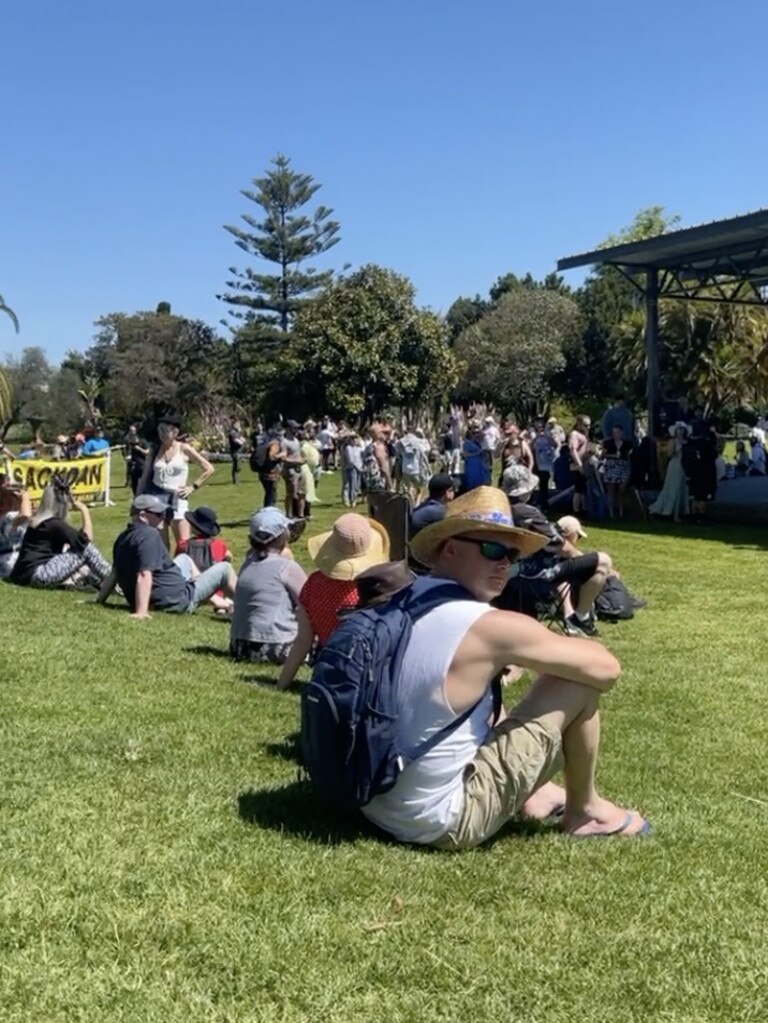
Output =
[{"x1": 454, "y1": 607, "x2": 620, "y2": 692}]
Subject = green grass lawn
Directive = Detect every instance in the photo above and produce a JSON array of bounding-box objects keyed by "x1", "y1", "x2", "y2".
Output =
[{"x1": 3, "y1": 471, "x2": 768, "y2": 1022}]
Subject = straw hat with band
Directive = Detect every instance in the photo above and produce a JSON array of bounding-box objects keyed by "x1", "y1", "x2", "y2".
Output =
[
  {"x1": 307, "y1": 513, "x2": 390, "y2": 582},
  {"x1": 409, "y1": 486, "x2": 547, "y2": 568}
]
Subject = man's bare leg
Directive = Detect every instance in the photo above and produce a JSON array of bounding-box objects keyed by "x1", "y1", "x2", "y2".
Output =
[
  {"x1": 574, "y1": 554, "x2": 612, "y2": 618},
  {"x1": 512, "y1": 674, "x2": 647, "y2": 836}
]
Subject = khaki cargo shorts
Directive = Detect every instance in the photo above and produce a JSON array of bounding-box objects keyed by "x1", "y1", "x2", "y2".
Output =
[{"x1": 431, "y1": 714, "x2": 563, "y2": 851}]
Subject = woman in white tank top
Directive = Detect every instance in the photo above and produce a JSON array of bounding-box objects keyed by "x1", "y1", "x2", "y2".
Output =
[{"x1": 138, "y1": 415, "x2": 214, "y2": 545}]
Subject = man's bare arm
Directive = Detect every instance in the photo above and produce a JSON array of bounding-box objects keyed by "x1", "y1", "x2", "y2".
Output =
[{"x1": 449, "y1": 609, "x2": 620, "y2": 706}]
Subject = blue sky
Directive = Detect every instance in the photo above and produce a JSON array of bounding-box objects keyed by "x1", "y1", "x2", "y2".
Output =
[{"x1": 3, "y1": 0, "x2": 768, "y2": 362}]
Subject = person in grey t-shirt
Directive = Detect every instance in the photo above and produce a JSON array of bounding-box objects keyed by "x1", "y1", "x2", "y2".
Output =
[{"x1": 230, "y1": 507, "x2": 307, "y2": 664}]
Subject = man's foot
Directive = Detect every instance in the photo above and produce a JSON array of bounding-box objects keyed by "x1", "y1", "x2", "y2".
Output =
[
  {"x1": 562, "y1": 617, "x2": 587, "y2": 638},
  {"x1": 562, "y1": 799, "x2": 650, "y2": 838},
  {"x1": 567, "y1": 613, "x2": 597, "y2": 637},
  {"x1": 521, "y1": 781, "x2": 566, "y2": 821}
]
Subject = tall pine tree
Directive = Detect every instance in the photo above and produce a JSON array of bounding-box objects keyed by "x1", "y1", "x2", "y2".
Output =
[{"x1": 219, "y1": 153, "x2": 340, "y2": 337}]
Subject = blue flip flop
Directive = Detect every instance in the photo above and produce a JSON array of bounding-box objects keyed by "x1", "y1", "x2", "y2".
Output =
[{"x1": 570, "y1": 811, "x2": 652, "y2": 839}]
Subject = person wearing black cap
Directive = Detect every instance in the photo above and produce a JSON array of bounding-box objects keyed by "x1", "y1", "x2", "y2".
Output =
[{"x1": 409, "y1": 474, "x2": 456, "y2": 537}]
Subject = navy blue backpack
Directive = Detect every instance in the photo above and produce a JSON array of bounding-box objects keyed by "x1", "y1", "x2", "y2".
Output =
[{"x1": 300, "y1": 577, "x2": 501, "y2": 808}]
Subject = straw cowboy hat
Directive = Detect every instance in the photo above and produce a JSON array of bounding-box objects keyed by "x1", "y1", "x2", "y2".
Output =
[
  {"x1": 307, "y1": 512, "x2": 390, "y2": 582},
  {"x1": 409, "y1": 486, "x2": 547, "y2": 568}
]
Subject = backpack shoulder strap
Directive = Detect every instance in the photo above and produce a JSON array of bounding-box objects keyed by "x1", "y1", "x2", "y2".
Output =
[
  {"x1": 396, "y1": 576, "x2": 501, "y2": 760},
  {"x1": 401, "y1": 576, "x2": 476, "y2": 622}
]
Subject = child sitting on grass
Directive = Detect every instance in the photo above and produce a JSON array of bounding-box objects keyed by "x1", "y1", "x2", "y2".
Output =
[{"x1": 175, "y1": 507, "x2": 233, "y2": 608}]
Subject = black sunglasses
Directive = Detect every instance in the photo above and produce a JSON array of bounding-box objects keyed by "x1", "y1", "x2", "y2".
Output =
[{"x1": 454, "y1": 536, "x2": 521, "y2": 563}]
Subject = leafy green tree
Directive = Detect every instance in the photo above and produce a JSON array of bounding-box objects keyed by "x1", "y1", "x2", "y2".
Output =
[
  {"x1": 0, "y1": 346, "x2": 53, "y2": 439},
  {"x1": 84, "y1": 309, "x2": 228, "y2": 427},
  {"x1": 454, "y1": 287, "x2": 582, "y2": 423},
  {"x1": 612, "y1": 297, "x2": 768, "y2": 415},
  {"x1": 46, "y1": 363, "x2": 88, "y2": 434},
  {"x1": 445, "y1": 295, "x2": 488, "y2": 344},
  {"x1": 556, "y1": 205, "x2": 681, "y2": 408},
  {"x1": 489, "y1": 271, "x2": 572, "y2": 305},
  {"x1": 273, "y1": 265, "x2": 459, "y2": 421}
]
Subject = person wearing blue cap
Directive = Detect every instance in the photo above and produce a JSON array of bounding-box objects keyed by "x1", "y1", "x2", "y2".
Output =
[{"x1": 229, "y1": 507, "x2": 308, "y2": 663}]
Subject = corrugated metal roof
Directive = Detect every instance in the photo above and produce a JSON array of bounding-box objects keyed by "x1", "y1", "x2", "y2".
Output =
[{"x1": 557, "y1": 208, "x2": 768, "y2": 275}]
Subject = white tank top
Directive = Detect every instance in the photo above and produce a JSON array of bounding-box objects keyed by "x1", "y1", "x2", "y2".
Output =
[
  {"x1": 152, "y1": 445, "x2": 189, "y2": 493},
  {"x1": 361, "y1": 599, "x2": 493, "y2": 845}
]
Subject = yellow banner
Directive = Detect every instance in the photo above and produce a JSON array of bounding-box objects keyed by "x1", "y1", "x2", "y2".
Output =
[{"x1": 3, "y1": 456, "x2": 109, "y2": 501}]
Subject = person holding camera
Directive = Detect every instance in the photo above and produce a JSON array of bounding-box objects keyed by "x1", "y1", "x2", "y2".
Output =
[{"x1": 8, "y1": 479, "x2": 111, "y2": 589}]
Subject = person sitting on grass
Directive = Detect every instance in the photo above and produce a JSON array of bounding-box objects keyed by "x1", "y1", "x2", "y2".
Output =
[
  {"x1": 174, "y1": 506, "x2": 234, "y2": 604},
  {"x1": 175, "y1": 506, "x2": 233, "y2": 569},
  {"x1": 0, "y1": 487, "x2": 33, "y2": 579},
  {"x1": 365, "y1": 485, "x2": 649, "y2": 849},
  {"x1": 229, "y1": 508, "x2": 308, "y2": 664},
  {"x1": 276, "y1": 512, "x2": 390, "y2": 690},
  {"x1": 734, "y1": 440, "x2": 751, "y2": 477},
  {"x1": 97, "y1": 494, "x2": 236, "y2": 620},
  {"x1": 9, "y1": 479, "x2": 111, "y2": 589},
  {"x1": 500, "y1": 463, "x2": 612, "y2": 637}
]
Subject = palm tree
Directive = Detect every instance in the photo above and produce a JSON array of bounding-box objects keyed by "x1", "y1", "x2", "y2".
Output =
[
  {"x1": 0, "y1": 293, "x2": 19, "y2": 333},
  {"x1": 0, "y1": 293, "x2": 18, "y2": 423}
]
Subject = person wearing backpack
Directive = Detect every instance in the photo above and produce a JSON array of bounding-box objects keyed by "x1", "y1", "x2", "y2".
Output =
[
  {"x1": 175, "y1": 506, "x2": 233, "y2": 607},
  {"x1": 251, "y1": 425, "x2": 285, "y2": 508},
  {"x1": 302, "y1": 486, "x2": 649, "y2": 847},
  {"x1": 362, "y1": 424, "x2": 393, "y2": 496},
  {"x1": 395, "y1": 426, "x2": 431, "y2": 504}
]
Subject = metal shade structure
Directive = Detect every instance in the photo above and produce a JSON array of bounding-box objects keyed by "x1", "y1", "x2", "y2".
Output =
[{"x1": 557, "y1": 208, "x2": 768, "y2": 432}]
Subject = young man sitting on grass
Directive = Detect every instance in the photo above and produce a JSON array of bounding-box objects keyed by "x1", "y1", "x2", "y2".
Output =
[
  {"x1": 362, "y1": 486, "x2": 649, "y2": 850},
  {"x1": 97, "y1": 494, "x2": 237, "y2": 620},
  {"x1": 500, "y1": 462, "x2": 613, "y2": 637}
]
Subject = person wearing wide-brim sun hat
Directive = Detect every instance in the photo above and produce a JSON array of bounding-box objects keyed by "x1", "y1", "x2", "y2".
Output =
[
  {"x1": 360, "y1": 485, "x2": 651, "y2": 848},
  {"x1": 408, "y1": 485, "x2": 545, "y2": 568},
  {"x1": 276, "y1": 513, "x2": 390, "y2": 690}
]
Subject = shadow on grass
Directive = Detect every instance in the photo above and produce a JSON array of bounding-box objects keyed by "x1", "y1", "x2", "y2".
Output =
[
  {"x1": 263, "y1": 731, "x2": 301, "y2": 763},
  {"x1": 238, "y1": 671, "x2": 303, "y2": 693},
  {"x1": 185, "y1": 644, "x2": 231, "y2": 658},
  {"x1": 237, "y1": 779, "x2": 554, "y2": 849},
  {"x1": 592, "y1": 514, "x2": 768, "y2": 551},
  {"x1": 237, "y1": 782, "x2": 384, "y2": 846}
]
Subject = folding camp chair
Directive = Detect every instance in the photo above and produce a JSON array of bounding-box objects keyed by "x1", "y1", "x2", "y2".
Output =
[
  {"x1": 367, "y1": 491, "x2": 411, "y2": 562},
  {"x1": 493, "y1": 563, "x2": 569, "y2": 633}
]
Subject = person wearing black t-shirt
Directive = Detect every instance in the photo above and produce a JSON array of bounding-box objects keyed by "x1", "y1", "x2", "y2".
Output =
[{"x1": 9, "y1": 483, "x2": 111, "y2": 588}]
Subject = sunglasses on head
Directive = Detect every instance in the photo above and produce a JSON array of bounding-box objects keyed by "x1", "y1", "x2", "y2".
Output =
[{"x1": 454, "y1": 536, "x2": 521, "y2": 563}]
